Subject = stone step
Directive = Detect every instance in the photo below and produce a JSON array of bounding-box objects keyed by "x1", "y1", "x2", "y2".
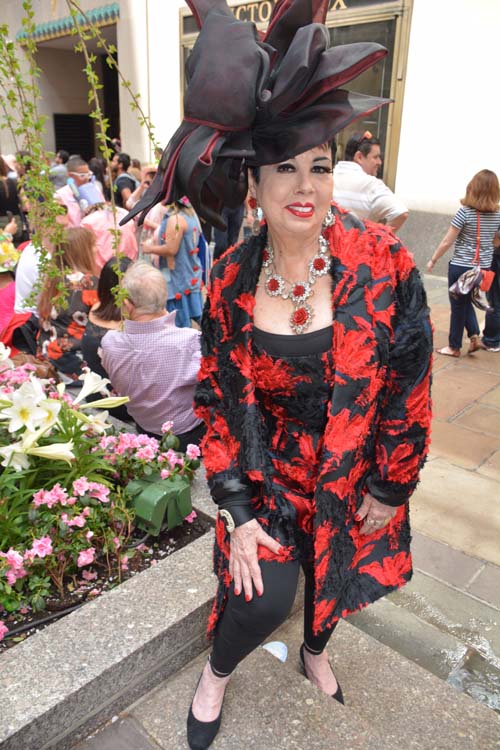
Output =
[
  {"x1": 125, "y1": 645, "x2": 398, "y2": 750},
  {"x1": 81, "y1": 606, "x2": 499, "y2": 750},
  {"x1": 272, "y1": 611, "x2": 500, "y2": 750}
]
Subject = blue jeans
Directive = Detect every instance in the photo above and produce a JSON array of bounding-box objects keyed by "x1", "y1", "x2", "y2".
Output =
[
  {"x1": 482, "y1": 256, "x2": 500, "y2": 348},
  {"x1": 448, "y1": 263, "x2": 480, "y2": 349}
]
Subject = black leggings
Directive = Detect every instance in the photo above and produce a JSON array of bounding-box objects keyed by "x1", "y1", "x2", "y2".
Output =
[{"x1": 210, "y1": 558, "x2": 337, "y2": 676}]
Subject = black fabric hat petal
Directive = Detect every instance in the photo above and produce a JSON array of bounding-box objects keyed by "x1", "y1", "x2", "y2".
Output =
[{"x1": 121, "y1": 0, "x2": 391, "y2": 229}]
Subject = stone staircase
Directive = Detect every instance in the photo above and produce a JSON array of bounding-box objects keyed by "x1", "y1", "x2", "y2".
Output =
[{"x1": 80, "y1": 609, "x2": 500, "y2": 750}]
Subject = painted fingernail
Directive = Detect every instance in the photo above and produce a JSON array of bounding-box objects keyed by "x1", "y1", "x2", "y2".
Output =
[
  {"x1": 234, "y1": 588, "x2": 240, "y2": 596},
  {"x1": 257, "y1": 590, "x2": 263, "y2": 597},
  {"x1": 354, "y1": 514, "x2": 362, "y2": 522},
  {"x1": 245, "y1": 594, "x2": 251, "y2": 602}
]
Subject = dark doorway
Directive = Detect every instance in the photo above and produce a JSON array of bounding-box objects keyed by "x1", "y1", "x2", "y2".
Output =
[
  {"x1": 100, "y1": 52, "x2": 120, "y2": 146},
  {"x1": 53, "y1": 114, "x2": 95, "y2": 161}
]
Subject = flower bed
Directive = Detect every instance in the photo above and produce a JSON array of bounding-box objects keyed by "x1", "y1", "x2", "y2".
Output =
[{"x1": 0, "y1": 344, "x2": 201, "y2": 649}]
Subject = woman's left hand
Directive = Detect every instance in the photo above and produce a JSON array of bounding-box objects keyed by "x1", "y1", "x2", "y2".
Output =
[{"x1": 356, "y1": 492, "x2": 397, "y2": 535}]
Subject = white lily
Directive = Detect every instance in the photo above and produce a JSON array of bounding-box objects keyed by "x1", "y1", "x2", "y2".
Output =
[
  {"x1": 79, "y1": 396, "x2": 129, "y2": 410},
  {"x1": 0, "y1": 442, "x2": 31, "y2": 471},
  {"x1": 0, "y1": 342, "x2": 12, "y2": 360},
  {"x1": 26, "y1": 440, "x2": 75, "y2": 465},
  {"x1": 72, "y1": 368, "x2": 111, "y2": 405},
  {"x1": 0, "y1": 391, "x2": 48, "y2": 433},
  {"x1": 0, "y1": 342, "x2": 13, "y2": 369},
  {"x1": 82, "y1": 410, "x2": 112, "y2": 434},
  {"x1": 38, "y1": 398, "x2": 62, "y2": 430},
  {"x1": 18, "y1": 377, "x2": 46, "y2": 404}
]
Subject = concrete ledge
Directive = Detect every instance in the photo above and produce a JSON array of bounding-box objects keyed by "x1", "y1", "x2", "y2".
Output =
[{"x1": 0, "y1": 476, "x2": 217, "y2": 750}]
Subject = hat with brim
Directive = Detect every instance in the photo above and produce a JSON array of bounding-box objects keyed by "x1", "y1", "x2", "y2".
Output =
[{"x1": 122, "y1": 0, "x2": 390, "y2": 230}]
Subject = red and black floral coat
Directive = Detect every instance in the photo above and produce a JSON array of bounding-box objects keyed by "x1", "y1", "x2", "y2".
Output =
[{"x1": 194, "y1": 205, "x2": 433, "y2": 636}]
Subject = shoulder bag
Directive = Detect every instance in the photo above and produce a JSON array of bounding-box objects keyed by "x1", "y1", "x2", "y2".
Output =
[{"x1": 449, "y1": 212, "x2": 494, "y2": 297}]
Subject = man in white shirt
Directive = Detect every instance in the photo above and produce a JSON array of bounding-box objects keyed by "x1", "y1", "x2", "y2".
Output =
[{"x1": 333, "y1": 131, "x2": 408, "y2": 231}]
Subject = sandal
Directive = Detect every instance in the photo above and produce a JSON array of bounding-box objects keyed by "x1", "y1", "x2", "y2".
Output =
[
  {"x1": 468, "y1": 335, "x2": 481, "y2": 354},
  {"x1": 436, "y1": 346, "x2": 460, "y2": 358}
]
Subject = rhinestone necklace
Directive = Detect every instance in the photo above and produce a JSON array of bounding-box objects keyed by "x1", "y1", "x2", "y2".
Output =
[{"x1": 262, "y1": 233, "x2": 332, "y2": 334}]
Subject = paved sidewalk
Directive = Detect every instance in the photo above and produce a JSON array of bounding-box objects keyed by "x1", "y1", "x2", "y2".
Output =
[{"x1": 411, "y1": 275, "x2": 500, "y2": 583}]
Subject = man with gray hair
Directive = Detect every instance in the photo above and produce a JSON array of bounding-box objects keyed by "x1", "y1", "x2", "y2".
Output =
[{"x1": 101, "y1": 261, "x2": 204, "y2": 450}]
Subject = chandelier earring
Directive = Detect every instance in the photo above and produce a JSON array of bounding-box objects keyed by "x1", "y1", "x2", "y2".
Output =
[
  {"x1": 248, "y1": 196, "x2": 261, "y2": 236},
  {"x1": 322, "y1": 207, "x2": 335, "y2": 229}
]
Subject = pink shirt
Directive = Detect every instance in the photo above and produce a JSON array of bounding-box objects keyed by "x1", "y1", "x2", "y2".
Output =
[
  {"x1": 55, "y1": 184, "x2": 104, "y2": 227},
  {"x1": 101, "y1": 312, "x2": 202, "y2": 435},
  {"x1": 81, "y1": 207, "x2": 138, "y2": 269}
]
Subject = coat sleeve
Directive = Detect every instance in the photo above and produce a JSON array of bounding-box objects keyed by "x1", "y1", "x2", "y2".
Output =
[
  {"x1": 365, "y1": 249, "x2": 433, "y2": 506},
  {"x1": 194, "y1": 279, "x2": 255, "y2": 521}
]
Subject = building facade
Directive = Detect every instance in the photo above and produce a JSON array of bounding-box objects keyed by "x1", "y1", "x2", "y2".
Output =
[{"x1": 1, "y1": 0, "x2": 499, "y2": 260}]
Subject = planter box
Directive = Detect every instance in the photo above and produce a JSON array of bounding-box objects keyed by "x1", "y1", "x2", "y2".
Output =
[{"x1": 0, "y1": 470, "x2": 217, "y2": 750}]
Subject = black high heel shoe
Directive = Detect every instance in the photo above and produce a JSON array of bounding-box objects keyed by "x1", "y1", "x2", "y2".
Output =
[
  {"x1": 299, "y1": 643, "x2": 345, "y2": 705},
  {"x1": 186, "y1": 666, "x2": 225, "y2": 750}
]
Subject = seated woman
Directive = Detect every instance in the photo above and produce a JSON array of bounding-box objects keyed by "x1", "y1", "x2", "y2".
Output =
[
  {"x1": 37, "y1": 226, "x2": 98, "y2": 380},
  {"x1": 0, "y1": 218, "x2": 20, "y2": 337},
  {"x1": 81, "y1": 255, "x2": 132, "y2": 421}
]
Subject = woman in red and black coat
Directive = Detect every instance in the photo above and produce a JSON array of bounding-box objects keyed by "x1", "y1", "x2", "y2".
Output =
[
  {"x1": 189, "y1": 147, "x2": 432, "y2": 744},
  {"x1": 123, "y1": 4, "x2": 433, "y2": 747}
]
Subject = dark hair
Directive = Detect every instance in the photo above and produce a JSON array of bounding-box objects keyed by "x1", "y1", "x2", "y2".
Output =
[
  {"x1": 345, "y1": 132, "x2": 380, "y2": 161},
  {"x1": 57, "y1": 150, "x2": 69, "y2": 164},
  {"x1": 66, "y1": 155, "x2": 88, "y2": 172},
  {"x1": 96, "y1": 256, "x2": 133, "y2": 321},
  {"x1": 249, "y1": 140, "x2": 336, "y2": 183},
  {"x1": 89, "y1": 156, "x2": 105, "y2": 185},
  {"x1": 117, "y1": 153, "x2": 131, "y2": 171},
  {"x1": 0, "y1": 155, "x2": 9, "y2": 178}
]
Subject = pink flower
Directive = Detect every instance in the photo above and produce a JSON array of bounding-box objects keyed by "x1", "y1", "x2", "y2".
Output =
[
  {"x1": 71, "y1": 515, "x2": 86, "y2": 528},
  {"x1": 72, "y1": 477, "x2": 90, "y2": 496},
  {"x1": 82, "y1": 570, "x2": 97, "y2": 581},
  {"x1": 113, "y1": 537, "x2": 121, "y2": 550},
  {"x1": 88, "y1": 588, "x2": 100, "y2": 596},
  {"x1": 120, "y1": 556, "x2": 129, "y2": 571},
  {"x1": 88, "y1": 482, "x2": 110, "y2": 503},
  {"x1": 32, "y1": 484, "x2": 69, "y2": 508},
  {"x1": 136, "y1": 446, "x2": 156, "y2": 461},
  {"x1": 160, "y1": 469, "x2": 171, "y2": 480},
  {"x1": 86, "y1": 530, "x2": 94, "y2": 540},
  {"x1": 0, "y1": 621, "x2": 8, "y2": 642},
  {"x1": 77, "y1": 547, "x2": 96, "y2": 567},
  {"x1": 31, "y1": 536, "x2": 53, "y2": 558},
  {"x1": 186, "y1": 444, "x2": 201, "y2": 459},
  {"x1": 161, "y1": 420, "x2": 174, "y2": 433},
  {"x1": 4, "y1": 548, "x2": 24, "y2": 569},
  {"x1": 184, "y1": 510, "x2": 198, "y2": 524}
]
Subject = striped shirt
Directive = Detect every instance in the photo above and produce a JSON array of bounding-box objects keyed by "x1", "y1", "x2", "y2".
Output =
[{"x1": 450, "y1": 206, "x2": 500, "y2": 268}]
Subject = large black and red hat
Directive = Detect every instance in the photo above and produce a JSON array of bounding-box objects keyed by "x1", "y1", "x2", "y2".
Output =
[{"x1": 124, "y1": 0, "x2": 389, "y2": 229}]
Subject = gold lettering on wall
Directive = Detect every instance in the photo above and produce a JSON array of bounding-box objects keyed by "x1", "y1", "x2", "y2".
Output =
[{"x1": 231, "y1": 1, "x2": 350, "y2": 24}]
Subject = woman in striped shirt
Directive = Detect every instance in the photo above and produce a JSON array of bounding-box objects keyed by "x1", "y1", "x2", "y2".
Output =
[{"x1": 427, "y1": 169, "x2": 500, "y2": 356}]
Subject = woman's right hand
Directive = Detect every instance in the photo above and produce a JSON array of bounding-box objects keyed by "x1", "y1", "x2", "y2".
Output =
[
  {"x1": 426, "y1": 259, "x2": 435, "y2": 272},
  {"x1": 229, "y1": 519, "x2": 282, "y2": 601}
]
